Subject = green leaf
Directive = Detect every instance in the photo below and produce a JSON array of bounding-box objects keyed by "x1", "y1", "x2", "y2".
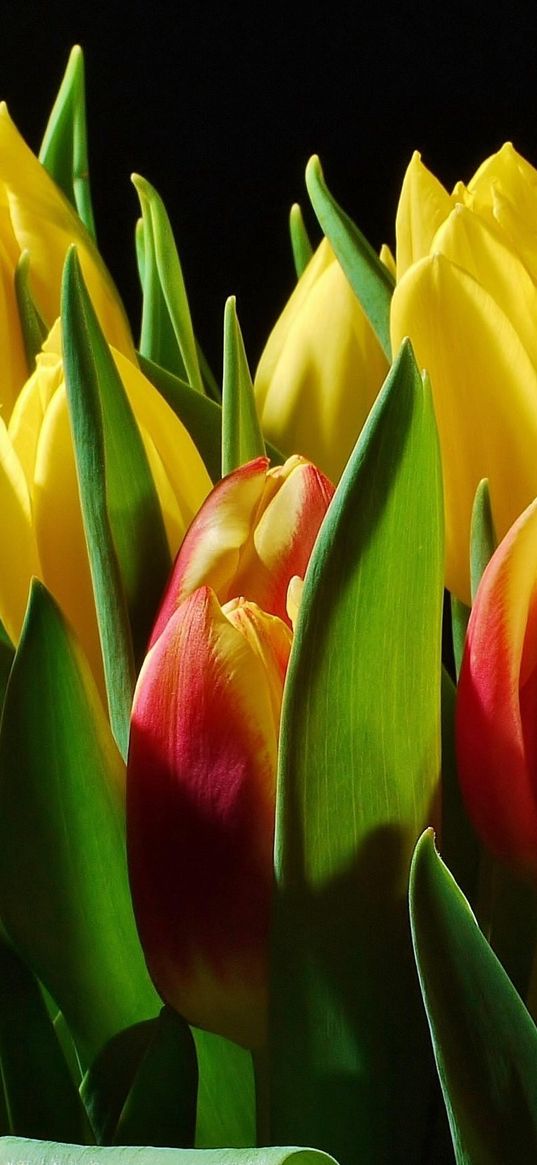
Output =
[
  {"x1": 132, "y1": 174, "x2": 204, "y2": 394},
  {"x1": 470, "y1": 478, "x2": 496, "y2": 601},
  {"x1": 440, "y1": 666, "x2": 479, "y2": 906},
  {"x1": 270, "y1": 343, "x2": 443, "y2": 1163},
  {"x1": 410, "y1": 829, "x2": 537, "y2": 1164},
  {"x1": 0, "y1": 1140, "x2": 339, "y2": 1164},
  {"x1": 289, "y1": 203, "x2": 313, "y2": 278},
  {"x1": 138, "y1": 354, "x2": 285, "y2": 484},
  {"x1": 81, "y1": 1020, "x2": 156, "y2": 1144},
  {"x1": 0, "y1": 936, "x2": 87, "y2": 1142},
  {"x1": 0, "y1": 621, "x2": 14, "y2": 714},
  {"x1": 193, "y1": 1029, "x2": 255, "y2": 1149},
  {"x1": 62, "y1": 248, "x2": 172, "y2": 750},
  {"x1": 221, "y1": 296, "x2": 265, "y2": 475},
  {"x1": 14, "y1": 252, "x2": 48, "y2": 371},
  {"x1": 305, "y1": 155, "x2": 394, "y2": 359},
  {"x1": 135, "y1": 214, "x2": 188, "y2": 383},
  {"x1": 114, "y1": 1008, "x2": 197, "y2": 1147},
  {"x1": 39, "y1": 46, "x2": 96, "y2": 239},
  {"x1": 450, "y1": 595, "x2": 470, "y2": 680},
  {"x1": 0, "y1": 581, "x2": 159, "y2": 1067}
]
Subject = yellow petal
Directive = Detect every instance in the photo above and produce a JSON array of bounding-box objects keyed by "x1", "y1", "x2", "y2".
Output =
[
  {"x1": 0, "y1": 236, "x2": 29, "y2": 417},
  {"x1": 8, "y1": 344, "x2": 63, "y2": 485},
  {"x1": 112, "y1": 348, "x2": 212, "y2": 554},
  {"x1": 0, "y1": 419, "x2": 40, "y2": 641},
  {"x1": 255, "y1": 241, "x2": 388, "y2": 482},
  {"x1": 395, "y1": 151, "x2": 453, "y2": 278},
  {"x1": 466, "y1": 143, "x2": 537, "y2": 282},
  {"x1": 379, "y1": 242, "x2": 396, "y2": 278},
  {"x1": 391, "y1": 253, "x2": 537, "y2": 603},
  {"x1": 32, "y1": 385, "x2": 105, "y2": 699},
  {"x1": 0, "y1": 104, "x2": 134, "y2": 359},
  {"x1": 431, "y1": 203, "x2": 537, "y2": 371}
]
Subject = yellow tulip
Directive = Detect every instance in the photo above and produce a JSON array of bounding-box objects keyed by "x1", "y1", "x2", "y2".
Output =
[
  {"x1": 391, "y1": 146, "x2": 537, "y2": 604},
  {"x1": 2, "y1": 321, "x2": 212, "y2": 695},
  {"x1": 0, "y1": 103, "x2": 134, "y2": 418},
  {"x1": 254, "y1": 238, "x2": 389, "y2": 483}
]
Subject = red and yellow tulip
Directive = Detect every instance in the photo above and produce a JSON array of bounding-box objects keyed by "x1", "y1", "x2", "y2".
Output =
[
  {"x1": 127, "y1": 456, "x2": 334, "y2": 1046},
  {"x1": 456, "y1": 498, "x2": 537, "y2": 881},
  {"x1": 391, "y1": 146, "x2": 537, "y2": 604},
  {"x1": 150, "y1": 453, "x2": 334, "y2": 645},
  {"x1": 0, "y1": 104, "x2": 134, "y2": 417}
]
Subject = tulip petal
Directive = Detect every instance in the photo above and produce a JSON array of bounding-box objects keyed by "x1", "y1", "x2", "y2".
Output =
[
  {"x1": 128, "y1": 587, "x2": 291, "y2": 1047},
  {"x1": 395, "y1": 151, "x2": 453, "y2": 278},
  {"x1": 391, "y1": 252, "x2": 537, "y2": 602},
  {"x1": 255, "y1": 240, "x2": 388, "y2": 483},
  {"x1": 0, "y1": 418, "x2": 40, "y2": 643},
  {"x1": 466, "y1": 143, "x2": 537, "y2": 283},
  {"x1": 0, "y1": 236, "x2": 30, "y2": 416},
  {"x1": 0, "y1": 103, "x2": 133, "y2": 357},
  {"x1": 457, "y1": 499, "x2": 537, "y2": 880}
]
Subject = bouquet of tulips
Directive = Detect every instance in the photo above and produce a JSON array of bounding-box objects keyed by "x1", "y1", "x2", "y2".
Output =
[{"x1": 0, "y1": 45, "x2": 536, "y2": 1165}]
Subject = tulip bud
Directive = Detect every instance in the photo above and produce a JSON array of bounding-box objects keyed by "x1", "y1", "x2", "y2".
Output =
[
  {"x1": 456, "y1": 499, "x2": 537, "y2": 882},
  {"x1": 254, "y1": 238, "x2": 388, "y2": 483},
  {"x1": 127, "y1": 586, "x2": 292, "y2": 1047},
  {"x1": 391, "y1": 148, "x2": 537, "y2": 605},
  {"x1": 150, "y1": 454, "x2": 334, "y2": 647}
]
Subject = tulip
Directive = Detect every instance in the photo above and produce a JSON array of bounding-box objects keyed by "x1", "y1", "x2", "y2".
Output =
[
  {"x1": 1, "y1": 320, "x2": 212, "y2": 692},
  {"x1": 0, "y1": 103, "x2": 134, "y2": 417},
  {"x1": 128, "y1": 586, "x2": 293, "y2": 1048},
  {"x1": 254, "y1": 238, "x2": 389, "y2": 483},
  {"x1": 456, "y1": 498, "x2": 537, "y2": 882},
  {"x1": 150, "y1": 453, "x2": 334, "y2": 646},
  {"x1": 391, "y1": 146, "x2": 537, "y2": 605}
]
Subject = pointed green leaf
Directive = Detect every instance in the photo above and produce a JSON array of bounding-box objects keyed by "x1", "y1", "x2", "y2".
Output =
[
  {"x1": 411, "y1": 829, "x2": 537, "y2": 1164},
  {"x1": 0, "y1": 936, "x2": 87, "y2": 1142},
  {"x1": 289, "y1": 203, "x2": 313, "y2": 278},
  {"x1": 0, "y1": 621, "x2": 14, "y2": 714},
  {"x1": 81, "y1": 1020, "x2": 156, "y2": 1144},
  {"x1": 0, "y1": 581, "x2": 159, "y2": 1066},
  {"x1": 222, "y1": 296, "x2": 265, "y2": 475},
  {"x1": 305, "y1": 155, "x2": 394, "y2": 359},
  {"x1": 135, "y1": 208, "x2": 188, "y2": 382},
  {"x1": 132, "y1": 174, "x2": 204, "y2": 394},
  {"x1": 450, "y1": 595, "x2": 470, "y2": 679},
  {"x1": 14, "y1": 252, "x2": 47, "y2": 370},
  {"x1": 138, "y1": 354, "x2": 285, "y2": 484},
  {"x1": 470, "y1": 478, "x2": 497, "y2": 601},
  {"x1": 440, "y1": 666, "x2": 479, "y2": 906},
  {"x1": 39, "y1": 46, "x2": 96, "y2": 239},
  {"x1": 193, "y1": 1029, "x2": 255, "y2": 1149},
  {"x1": 270, "y1": 343, "x2": 443, "y2": 1163},
  {"x1": 0, "y1": 1141, "x2": 339, "y2": 1165},
  {"x1": 62, "y1": 248, "x2": 172, "y2": 748}
]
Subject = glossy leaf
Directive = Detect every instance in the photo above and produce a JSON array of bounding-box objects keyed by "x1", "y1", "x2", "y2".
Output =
[
  {"x1": 289, "y1": 203, "x2": 313, "y2": 278},
  {"x1": 62, "y1": 248, "x2": 172, "y2": 750},
  {"x1": 410, "y1": 829, "x2": 537, "y2": 1164},
  {"x1": 0, "y1": 621, "x2": 14, "y2": 714},
  {"x1": 222, "y1": 296, "x2": 265, "y2": 475},
  {"x1": 270, "y1": 342, "x2": 443, "y2": 1163},
  {"x1": 39, "y1": 46, "x2": 96, "y2": 239},
  {"x1": 0, "y1": 581, "x2": 159, "y2": 1066},
  {"x1": 14, "y1": 252, "x2": 47, "y2": 370},
  {"x1": 0, "y1": 1141, "x2": 339, "y2": 1165},
  {"x1": 81, "y1": 1020, "x2": 156, "y2": 1144},
  {"x1": 0, "y1": 936, "x2": 86, "y2": 1142},
  {"x1": 135, "y1": 214, "x2": 188, "y2": 382},
  {"x1": 132, "y1": 174, "x2": 204, "y2": 394},
  {"x1": 450, "y1": 596, "x2": 470, "y2": 679},
  {"x1": 193, "y1": 1029, "x2": 255, "y2": 1149},
  {"x1": 305, "y1": 155, "x2": 394, "y2": 358}
]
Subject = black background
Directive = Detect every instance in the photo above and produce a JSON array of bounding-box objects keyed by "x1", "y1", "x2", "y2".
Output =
[{"x1": 3, "y1": 1, "x2": 536, "y2": 375}]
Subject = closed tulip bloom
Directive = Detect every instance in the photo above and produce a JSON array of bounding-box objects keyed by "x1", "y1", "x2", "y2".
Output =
[
  {"x1": 254, "y1": 238, "x2": 389, "y2": 483},
  {"x1": 0, "y1": 103, "x2": 134, "y2": 417},
  {"x1": 456, "y1": 499, "x2": 537, "y2": 882},
  {"x1": 2, "y1": 321, "x2": 211, "y2": 691},
  {"x1": 128, "y1": 586, "x2": 292, "y2": 1048},
  {"x1": 150, "y1": 453, "x2": 334, "y2": 646},
  {"x1": 392, "y1": 147, "x2": 537, "y2": 604}
]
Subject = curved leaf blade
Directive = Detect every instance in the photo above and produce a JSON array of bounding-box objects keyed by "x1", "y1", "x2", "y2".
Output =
[
  {"x1": 289, "y1": 203, "x2": 313, "y2": 278},
  {"x1": 222, "y1": 296, "x2": 265, "y2": 475},
  {"x1": 39, "y1": 46, "x2": 96, "y2": 239},
  {"x1": 0, "y1": 1140, "x2": 339, "y2": 1165},
  {"x1": 0, "y1": 581, "x2": 159, "y2": 1066},
  {"x1": 305, "y1": 155, "x2": 393, "y2": 359},
  {"x1": 270, "y1": 343, "x2": 443, "y2": 1162},
  {"x1": 410, "y1": 829, "x2": 537, "y2": 1164}
]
